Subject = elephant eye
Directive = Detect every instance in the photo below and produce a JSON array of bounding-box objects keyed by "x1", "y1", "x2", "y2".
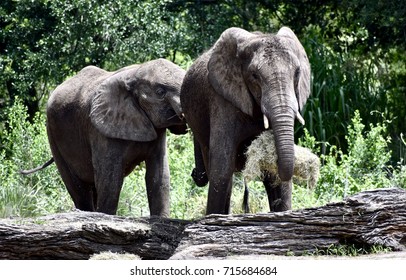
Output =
[
  {"x1": 252, "y1": 72, "x2": 260, "y2": 81},
  {"x1": 156, "y1": 88, "x2": 166, "y2": 99}
]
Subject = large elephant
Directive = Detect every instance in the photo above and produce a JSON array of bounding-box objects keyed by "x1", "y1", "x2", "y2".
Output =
[
  {"x1": 27, "y1": 59, "x2": 187, "y2": 216},
  {"x1": 181, "y1": 27, "x2": 311, "y2": 214}
]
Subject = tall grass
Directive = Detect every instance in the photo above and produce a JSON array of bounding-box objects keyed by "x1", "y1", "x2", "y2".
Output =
[
  {"x1": 0, "y1": 98, "x2": 71, "y2": 217},
  {"x1": 300, "y1": 26, "x2": 404, "y2": 164}
]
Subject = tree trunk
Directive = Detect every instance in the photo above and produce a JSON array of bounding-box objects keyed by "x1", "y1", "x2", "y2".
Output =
[{"x1": 0, "y1": 188, "x2": 405, "y2": 260}]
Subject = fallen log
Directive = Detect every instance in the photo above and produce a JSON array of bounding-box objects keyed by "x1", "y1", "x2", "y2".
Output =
[
  {"x1": 0, "y1": 188, "x2": 405, "y2": 260},
  {"x1": 172, "y1": 188, "x2": 406, "y2": 259},
  {"x1": 0, "y1": 212, "x2": 189, "y2": 260}
]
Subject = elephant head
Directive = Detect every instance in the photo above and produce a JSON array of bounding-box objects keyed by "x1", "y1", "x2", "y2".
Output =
[
  {"x1": 90, "y1": 59, "x2": 187, "y2": 141},
  {"x1": 208, "y1": 27, "x2": 310, "y2": 181}
]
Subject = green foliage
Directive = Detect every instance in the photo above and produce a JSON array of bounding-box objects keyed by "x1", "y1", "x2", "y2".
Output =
[
  {"x1": 393, "y1": 165, "x2": 406, "y2": 190},
  {"x1": 166, "y1": 133, "x2": 207, "y2": 219},
  {"x1": 311, "y1": 243, "x2": 392, "y2": 257},
  {"x1": 299, "y1": 24, "x2": 403, "y2": 161},
  {"x1": 0, "y1": 99, "x2": 71, "y2": 217},
  {"x1": 294, "y1": 110, "x2": 405, "y2": 209},
  {"x1": 392, "y1": 134, "x2": 406, "y2": 188},
  {"x1": 115, "y1": 165, "x2": 149, "y2": 217},
  {"x1": 0, "y1": 0, "x2": 192, "y2": 122},
  {"x1": 315, "y1": 111, "x2": 395, "y2": 199}
]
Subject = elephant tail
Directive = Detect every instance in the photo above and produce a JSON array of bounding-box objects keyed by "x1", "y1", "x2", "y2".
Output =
[
  {"x1": 20, "y1": 158, "x2": 55, "y2": 175},
  {"x1": 242, "y1": 178, "x2": 250, "y2": 214}
]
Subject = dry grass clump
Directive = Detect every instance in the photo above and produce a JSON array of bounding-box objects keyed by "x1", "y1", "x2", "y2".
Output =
[{"x1": 243, "y1": 130, "x2": 320, "y2": 187}]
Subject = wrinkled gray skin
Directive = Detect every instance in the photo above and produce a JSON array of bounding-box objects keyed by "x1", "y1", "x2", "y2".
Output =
[
  {"x1": 181, "y1": 27, "x2": 311, "y2": 214},
  {"x1": 46, "y1": 58, "x2": 186, "y2": 216}
]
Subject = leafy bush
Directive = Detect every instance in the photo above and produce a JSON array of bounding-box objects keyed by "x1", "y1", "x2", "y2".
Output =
[
  {"x1": 300, "y1": 25, "x2": 405, "y2": 165},
  {"x1": 393, "y1": 165, "x2": 406, "y2": 189},
  {"x1": 314, "y1": 111, "x2": 396, "y2": 200},
  {"x1": 0, "y1": 99, "x2": 71, "y2": 217}
]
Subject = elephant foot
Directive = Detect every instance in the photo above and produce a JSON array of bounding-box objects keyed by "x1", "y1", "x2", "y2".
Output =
[
  {"x1": 269, "y1": 199, "x2": 291, "y2": 212},
  {"x1": 191, "y1": 168, "x2": 208, "y2": 187}
]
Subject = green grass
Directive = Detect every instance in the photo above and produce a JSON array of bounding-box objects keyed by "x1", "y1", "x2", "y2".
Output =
[
  {"x1": 309, "y1": 244, "x2": 392, "y2": 257},
  {"x1": 0, "y1": 98, "x2": 72, "y2": 217}
]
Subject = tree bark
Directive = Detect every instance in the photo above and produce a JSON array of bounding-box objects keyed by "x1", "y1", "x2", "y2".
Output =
[{"x1": 0, "y1": 188, "x2": 405, "y2": 260}]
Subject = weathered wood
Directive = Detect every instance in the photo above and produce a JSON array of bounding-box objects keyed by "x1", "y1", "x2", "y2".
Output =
[
  {"x1": 171, "y1": 188, "x2": 406, "y2": 259},
  {"x1": 0, "y1": 188, "x2": 405, "y2": 260},
  {"x1": 0, "y1": 212, "x2": 189, "y2": 260}
]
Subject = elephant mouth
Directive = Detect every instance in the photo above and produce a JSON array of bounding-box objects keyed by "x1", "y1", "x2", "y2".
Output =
[
  {"x1": 167, "y1": 109, "x2": 185, "y2": 124},
  {"x1": 166, "y1": 109, "x2": 187, "y2": 134}
]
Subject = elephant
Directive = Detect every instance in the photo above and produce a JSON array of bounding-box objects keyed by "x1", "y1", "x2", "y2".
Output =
[
  {"x1": 180, "y1": 27, "x2": 311, "y2": 215},
  {"x1": 23, "y1": 58, "x2": 187, "y2": 216}
]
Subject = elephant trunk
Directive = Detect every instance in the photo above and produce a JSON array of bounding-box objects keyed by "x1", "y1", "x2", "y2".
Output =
[
  {"x1": 270, "y1": 112, "x2": 295, "y2": 181},
  {"x1": 263, "y1": 88, "x2": 296, "y2": 182}
]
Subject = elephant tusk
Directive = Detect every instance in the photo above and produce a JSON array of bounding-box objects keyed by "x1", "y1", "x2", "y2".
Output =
[
  {"x1": 263, "y1": 115, "x2": 269, "y2": 129},
  {"x1": 296, "y1": 112, "x2": 305, "y2": 125}
]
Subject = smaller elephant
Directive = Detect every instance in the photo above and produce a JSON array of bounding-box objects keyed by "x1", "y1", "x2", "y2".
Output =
[{"x1": 22, "y1": 59, "x2": 187, "y2": 216}]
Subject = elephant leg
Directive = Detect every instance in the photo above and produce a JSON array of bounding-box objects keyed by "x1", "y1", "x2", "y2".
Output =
[
  {"x1": 145, "y1": 133, "x2": 170, "y2": 217},
  {"x1": 68, "y1": 181, "x2": 97, "y2": 212},
  {"x1": 207, "y1": 175, "x2": 233, "y2": 215},
  {"x1": 91, "y1": 142, "x2": 124, "y2": 215},
  {"x1": 191, "y1": 137, "x2": 209, "y2": 186},
  {"x1": 206, "y1": 134, "x2": 237, "y2": 215},
  {"x1": 263, "y1": 172, "x2": 292, "y2": 212},
  {"x1": 94, "y1": 164, "x2": 123, "y2": 215},
  {"x1": 52, "y1": 152, "x2": 95, "y2": 211}
]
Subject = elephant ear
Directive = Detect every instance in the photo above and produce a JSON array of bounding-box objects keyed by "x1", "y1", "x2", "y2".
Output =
[
  {"x1": 208, "y1": 27, "x2": 258, "y2": 117},
  {"x1": 277, "y1": 27, "x2": 311, "y2": 111},
  {"x1": 90, "y1": 68, "x2": 157, "y2": 142}
]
